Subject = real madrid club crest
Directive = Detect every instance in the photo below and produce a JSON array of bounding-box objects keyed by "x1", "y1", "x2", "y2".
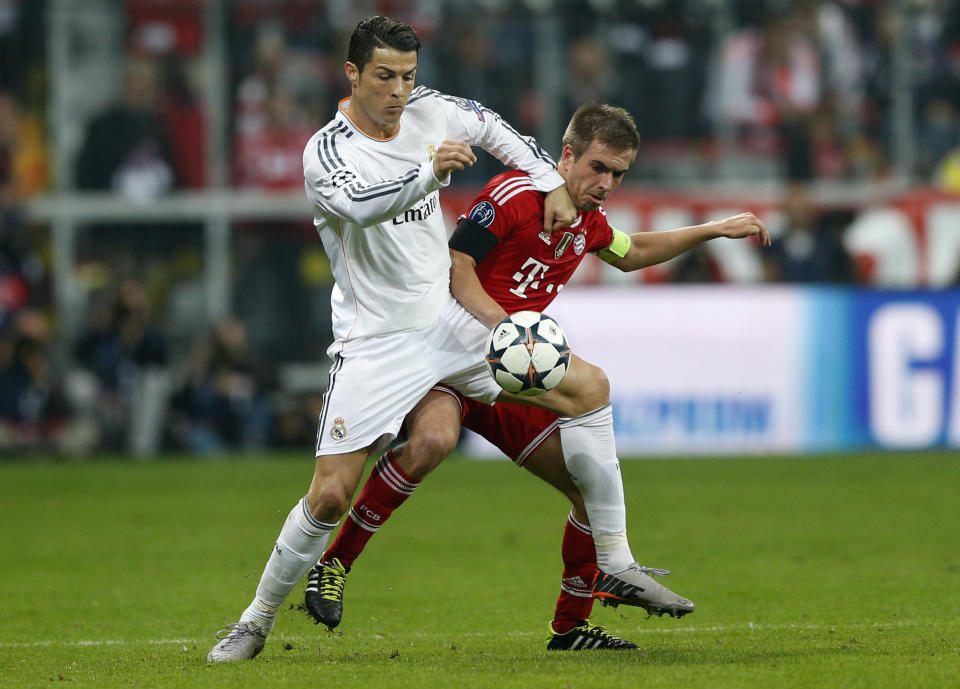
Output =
[
  {"x1": 427, "y1": 144, "x2": 437, "y2": 161},
  {"x1": 330, "y1": 416, "x2": 347, "y2": 440}
]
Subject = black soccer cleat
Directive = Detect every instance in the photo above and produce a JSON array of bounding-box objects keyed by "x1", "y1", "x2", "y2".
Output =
[
  {"x1": 546, "y1": 620, "x2": 639, "y2": 650},
  {"x1": 305, "y1": 558, "x2": 350, "y2": 629},
  {"x1": 592, "y1": 564, "x2": 695, "y2": 618}
]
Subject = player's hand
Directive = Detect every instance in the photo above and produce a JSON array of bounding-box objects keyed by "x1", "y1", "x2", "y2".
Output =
[
  {"x1": 432, "y1": 140, "x2": 477, "y2": 183},
  {"x1": 543, "y1": 185, "x2": 577, "y2": 232},
  {"x1": 717, "y1": 212, "x2": 772, "y2": 246}
]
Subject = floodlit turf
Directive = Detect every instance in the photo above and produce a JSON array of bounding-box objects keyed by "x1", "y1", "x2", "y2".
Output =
[{"x1": 1, "y1": 452, "x2": 958, "y2": 688}]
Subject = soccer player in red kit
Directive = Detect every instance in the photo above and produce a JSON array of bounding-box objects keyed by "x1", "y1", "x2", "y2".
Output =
[{"x1": 308, "y1": 103, "x2": 770, "y2": 650}]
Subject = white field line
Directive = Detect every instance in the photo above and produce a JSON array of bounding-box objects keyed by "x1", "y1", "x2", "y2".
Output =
[{"x1": 0, "y1": 619, "x2": 951, "y2": 649}]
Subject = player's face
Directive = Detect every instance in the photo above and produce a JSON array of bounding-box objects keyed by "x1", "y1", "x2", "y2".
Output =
[
  {"x1": 559, "y1": 140, "x2": 635, "y2": 212},
  {"x1": 345, "y1": 48, "x2": 418, "y2": 138}
]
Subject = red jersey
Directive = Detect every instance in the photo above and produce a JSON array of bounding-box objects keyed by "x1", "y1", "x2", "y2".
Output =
[{"x1": 459, "y1": 171, "x2": 615, "y2": 313}]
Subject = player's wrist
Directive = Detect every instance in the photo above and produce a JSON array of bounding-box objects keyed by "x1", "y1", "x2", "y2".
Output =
[
  {"x1": 703, "y1": 220, "x2": 725, "y2": 239},
  {"x1": 423, "y1": 160, "x2": 450, "y2": 191}
]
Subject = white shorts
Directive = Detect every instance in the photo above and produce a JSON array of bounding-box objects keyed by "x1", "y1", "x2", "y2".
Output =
[{"x1": 315, "y1": 298, "x2": 501, "y2": 456}]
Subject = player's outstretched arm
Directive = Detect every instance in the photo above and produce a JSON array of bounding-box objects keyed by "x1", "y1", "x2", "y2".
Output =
[
  {"x1": 449, "y1": 249, "x2": 507, "y2": 328},
  {"x1": 602, "y1": 212, "x2": 770, "y2": 272}
]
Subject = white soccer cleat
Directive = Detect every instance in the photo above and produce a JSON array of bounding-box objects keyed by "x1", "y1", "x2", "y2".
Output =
[
  {"x1": 206, "y1": 621, "x2": 268, "y2": 662},
  {"x1": 592, "y1": 564, "x2": 696, "y2": 618}
]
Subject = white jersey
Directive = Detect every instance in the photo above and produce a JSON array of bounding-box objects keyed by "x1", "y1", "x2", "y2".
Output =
[{"x1": 303, "y1": 86, "x2": 563, "y2": 343}]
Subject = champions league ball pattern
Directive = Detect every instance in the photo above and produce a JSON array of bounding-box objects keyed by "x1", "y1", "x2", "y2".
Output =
[{"x1": 485, "y1": 311, "x2": 571, "y2": 396}]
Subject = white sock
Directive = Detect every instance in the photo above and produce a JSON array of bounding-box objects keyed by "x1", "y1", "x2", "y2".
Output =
[
  {"x1": 239, "y1": 496, "x2": 337, "y2": 633},
  {"x1": 558, "y1": 404, "x2": 634, "y2": 573}
]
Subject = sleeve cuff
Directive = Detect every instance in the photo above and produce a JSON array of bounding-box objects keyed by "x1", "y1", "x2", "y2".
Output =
[
  {"x1": 420, "y1": 160, "x2": 450, "y2": 193},
  {"x1": 528, "y1": 168, "x2": 564, "y2": 192}
]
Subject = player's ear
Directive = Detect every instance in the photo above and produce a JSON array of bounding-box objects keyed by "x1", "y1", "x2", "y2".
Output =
[
  {"x1": 558, "y1": 144, "x2": 576, "y2": 172},
  {"x1": 345, "y1": 61, "x2": 359, "y2": 87}
]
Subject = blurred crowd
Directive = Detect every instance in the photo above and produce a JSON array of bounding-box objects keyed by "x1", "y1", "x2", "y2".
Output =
[{"x1": 1, "y1": 0, "x2": 959, "y2": 455}]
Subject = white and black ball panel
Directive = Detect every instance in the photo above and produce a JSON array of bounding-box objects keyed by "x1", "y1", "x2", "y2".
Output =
[{"x1": 484, "y1": 311, "x2": 571, "y2": 396}]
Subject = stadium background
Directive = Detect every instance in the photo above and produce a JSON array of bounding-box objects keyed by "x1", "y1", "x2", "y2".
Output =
[{"x1": 1, "y1": 0, "x2": 959, "y2": 458}]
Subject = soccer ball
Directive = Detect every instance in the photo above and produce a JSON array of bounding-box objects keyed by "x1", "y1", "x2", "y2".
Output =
[{"x1": 485, "y1": 311, "x2": 571, "y2": 396}]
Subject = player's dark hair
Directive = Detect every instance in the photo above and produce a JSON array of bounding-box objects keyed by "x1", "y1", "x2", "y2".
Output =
[
  {"x1": 562, "y1": 103, "x2": 640, "y2": 159},
  {"x1": 347, "y1": 16, "x2": 421, "y2": 75}
]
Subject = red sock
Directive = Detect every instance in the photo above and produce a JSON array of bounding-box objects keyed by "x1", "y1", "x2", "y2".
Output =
[
  {"x1": 551, "y1": 511, "x2": 598, "y2": 634},
  {"x1": 322, "y1": 451, "x2": 420, "y2": 567}
]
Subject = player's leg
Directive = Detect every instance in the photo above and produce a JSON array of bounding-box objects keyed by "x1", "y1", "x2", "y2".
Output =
[
  {"x1": 208, "y1": 449, "x2": 369, "y2": 662},
  {"x1": 498, "y1": 355, "x2": 632, "y2": 570},
  {"x1": 209, "y1": 330, "x2": 444, "y2": 661},
  {"x1": 463, "y1": 398, "x2": 638, "y2": 649},
  {"x1": 499, "y1": 356, "x2": 695, "y2": 617},
  {"x1": 519, "y1": 434, "x2": 598, "y2": 635},
  {"x1": 306, "y1": 389, "x2": 463, "y2": 628}
]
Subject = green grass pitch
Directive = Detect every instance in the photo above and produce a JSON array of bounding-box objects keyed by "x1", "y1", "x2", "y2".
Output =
[{"x1": 1, "y1": 452, "x2": 958, "y2": 688}]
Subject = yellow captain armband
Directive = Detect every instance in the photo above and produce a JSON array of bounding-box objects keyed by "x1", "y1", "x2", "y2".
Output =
[{"x1": 598, "y1": 228, "x2": 630, "y2": 264}]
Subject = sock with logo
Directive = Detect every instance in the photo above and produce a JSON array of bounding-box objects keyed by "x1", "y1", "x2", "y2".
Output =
[
  {"x1": 552, "y1": 511, "x2": 598, "y2": 634},
  {"x1": 558, "y1": 404, "x2": 635, "y2": 574},
  {"x1": 321, "y1": 450, "x2": 421, "y2": 567},
  {"x1": 239, "y1": 496, "x2": 337, "y2": 633}
]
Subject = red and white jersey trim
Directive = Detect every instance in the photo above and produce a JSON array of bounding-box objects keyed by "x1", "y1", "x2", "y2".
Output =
[{"x1": 490, "y1": 176, "x2": 538, "y2": 206}]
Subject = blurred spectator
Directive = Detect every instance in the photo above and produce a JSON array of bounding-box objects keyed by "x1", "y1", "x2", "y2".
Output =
[
  {"x1": 707, "y1": 5, "x2": 822, "y2": 180},
  {"x1": 563, "y1": 35, "x2": 618, "y2": 124},
  {"x1": 669, "y1": 245, "x2": 724, "y2": 283},
  {"x1": 917, "y1": 95, "x2": 958, "y2": 177},
  {"x1": 75, "y1": 59, "x2": 176, "y2": 197},
  {"x1": 271, "y1": 390, "x2": 324, "y2": 449},
  {"x1": 808, "y1": 106, "x2": 848, "y2": 179},
  {"x1": 934, "y1": 139, "x2": 960, "y2": 192},
  {"x1": 235, "y1": 24, "x2": 288, "y2": 139},
  {"x1": 158, "y1": 55, "x2": 206, "y2": 189},
  {"x1": 763, "y1": 184, "x2": 856, "y2": 283},
  {"x1": 0, "y1": 90, "x2": 47, "y2": 330},
  {"x1": 73, "y1": 280, "x2": 169, "y2": 450},
  {"x1": 234, "y1": 90, "x2": 313, "y2": 190},
  {"x1": 0, "y1": 309, "x2": 93, "y2": 454},
  {"x1": 168, "y1": 317, "x2": 271, "y2": 453},
  {"x1": 0, "y1": 90, "x2": 46, "y2": 203}
]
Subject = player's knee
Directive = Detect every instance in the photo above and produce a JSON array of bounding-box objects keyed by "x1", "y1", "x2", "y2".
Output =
[
  {"x1": 306, "y1": 483, "x2": 351, "y2": 522},
  {"x1": 574, "y1": 362, "x2": 610, "y2": 411},
  {"x1": 565, "y1": 487, "x2": 587, "y2": 511},
  {"x1": 406, "y1": 427, "x2": 457, "y2": 476}
]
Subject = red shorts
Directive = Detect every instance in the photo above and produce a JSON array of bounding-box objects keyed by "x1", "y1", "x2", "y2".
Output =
[{"x1": 433, "y1": 385, "x2": 559, "y2": 466}]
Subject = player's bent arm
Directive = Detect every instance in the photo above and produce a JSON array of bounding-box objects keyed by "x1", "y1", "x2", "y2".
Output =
[
  {"x1": 430, "y1": 88, "x2": 564, "y2": 192},
  {"x1": 304, "y1": 156, "x2": 447, "y2": 228},
  {"x1": 449, "y1": 249, "x2": 507, "y2": 328},
  {"x1": 600, "y1": 212, "x2": 770, "y2": 272}
]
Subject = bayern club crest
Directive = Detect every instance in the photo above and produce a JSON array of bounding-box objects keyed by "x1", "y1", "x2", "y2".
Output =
[{"x1": 573, "y1": 232, "x2": 586, "y2": 256}]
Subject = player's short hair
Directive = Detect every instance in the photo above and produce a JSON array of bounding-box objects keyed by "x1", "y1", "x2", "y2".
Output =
[
  {"x1": 562, "y1": 103, "x2": 640, "y2": 159},
  {"x1": 347, "y1": 16, "x2": 421, "y2": 75}
]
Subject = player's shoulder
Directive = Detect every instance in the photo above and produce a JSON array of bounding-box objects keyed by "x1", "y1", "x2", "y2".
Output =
[
  {"x1": 407, "y1": 85, "x2": 438, "y2": 106},
  {"x1": 408, "y1": 86, "x2": 487, "y2": 121},
  {"x1": 584, "y1": 205, "x2": 610, "y2": 225},
  {"x1": 303, "y1": 117, "x2": 355, "y2": 175},
  {"x1": 481, "y1": 170, "x2": 542, "y2": 208},
  {"x1": 583, "y1": 206, "x2": 615, "y2": 248}
]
